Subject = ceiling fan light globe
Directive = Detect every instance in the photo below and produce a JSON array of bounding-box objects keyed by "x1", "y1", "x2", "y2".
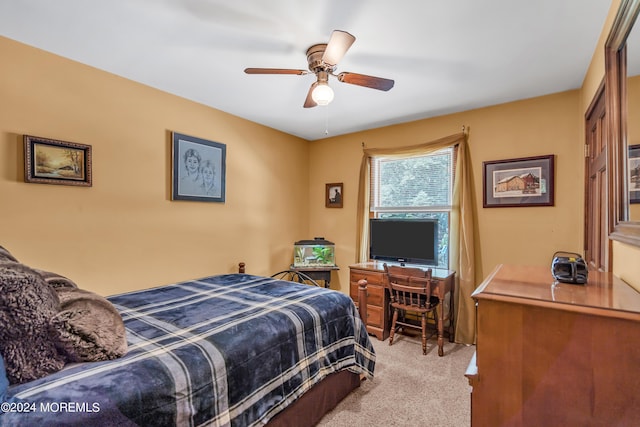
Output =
[{"x1": 311, "y1": 83, "x2": 334, "y2": 106}]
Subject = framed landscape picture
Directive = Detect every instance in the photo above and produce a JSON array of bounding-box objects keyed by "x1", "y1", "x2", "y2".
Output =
[
  {"x1": 172, "y1": 132, "x2": 226, "y2": 203},
  {"x1": 483, "y1": 155, "x2": 554, "y2": 208},
  {"x1": 24, "y1": 135, "x2": 92, "y2": 187}
]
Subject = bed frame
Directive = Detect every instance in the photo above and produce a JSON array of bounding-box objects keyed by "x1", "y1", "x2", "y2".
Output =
[{"x1": 238, "y1": 262, "x2": 368, "y2": 320}]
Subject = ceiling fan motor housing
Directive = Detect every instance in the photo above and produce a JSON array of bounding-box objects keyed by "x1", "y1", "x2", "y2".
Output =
[{"x1": 306, "y1": 44, "x2": 335, "y2": 73}]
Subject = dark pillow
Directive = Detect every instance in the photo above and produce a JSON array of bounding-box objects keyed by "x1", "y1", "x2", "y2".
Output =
[
  {"x1": 0, "y1": 263, "x2": 66, "y2": 384},
  {"x1": 49, "y1": 287, "x2": 128, "y2": 363}
]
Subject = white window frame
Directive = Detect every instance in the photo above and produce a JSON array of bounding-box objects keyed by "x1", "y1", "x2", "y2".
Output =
[{"x1": 370, "y1": 147, "x2": 454, "y2": 269}]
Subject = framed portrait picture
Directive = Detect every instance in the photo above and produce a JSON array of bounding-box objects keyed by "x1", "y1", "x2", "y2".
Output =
[
  {"x1": 326, "y1": 182, "x2": 343, "y2": 208},
  {"x1": 24, "y1": 135, "x2": 92, "y2": 187},
  {"x1": 172, "y1": 132, "x2": 226, "y2": 203},
  {"x1": 483, "y1": 155, "x2": 554, "y2": 208},
  {"x1": 629, "y1": 144, "x2": 640, "y2": 204}
]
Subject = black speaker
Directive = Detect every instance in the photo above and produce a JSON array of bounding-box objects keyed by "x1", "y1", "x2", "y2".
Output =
[{"x1": 551, "y1": 251, "x2": 588, "y2": 285}]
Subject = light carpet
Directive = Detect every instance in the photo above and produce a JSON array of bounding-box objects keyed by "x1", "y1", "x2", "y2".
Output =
[{"x1": 318, "y1": 333, "x2": 475, "y2": 427}]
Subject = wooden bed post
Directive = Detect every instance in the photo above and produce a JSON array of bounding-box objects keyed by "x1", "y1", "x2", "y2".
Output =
[
  {"x1": 357, "y1": 279, "x2": 368, "y2": 323},
  {"x1": 238, "y1": 262, "x2": 245, "y2": 274}
]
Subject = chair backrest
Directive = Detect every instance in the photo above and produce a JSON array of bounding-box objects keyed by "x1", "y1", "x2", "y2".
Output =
[{"x1": 384, "y1": 263, "x2": 435, "y2": 309}]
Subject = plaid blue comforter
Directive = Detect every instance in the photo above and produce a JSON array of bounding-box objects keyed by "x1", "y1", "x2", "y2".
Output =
[{"x1": 2, "y1": 274, "x2": 375, "y2": 426}]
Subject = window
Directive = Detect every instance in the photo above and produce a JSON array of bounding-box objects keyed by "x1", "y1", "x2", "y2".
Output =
[{"x1": 370, "y1": 147, "x2": 454, "y2": 268}]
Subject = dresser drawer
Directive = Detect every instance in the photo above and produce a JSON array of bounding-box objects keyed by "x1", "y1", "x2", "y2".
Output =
[
  {"x1": 351, "y1": 301, "x2": 383, "y2": 328},
  {"x1": 365, "y1": 304, "x2": 384, "y2": 326},
  {"x1": 350, "y1": 270, "x2": 386, "y2": 286},
  {"x1": 350, "y1": 281, "x2": 384, "y2": 306}
]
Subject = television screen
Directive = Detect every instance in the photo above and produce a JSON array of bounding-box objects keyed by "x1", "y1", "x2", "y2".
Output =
[{"x1": 369, "y1": 218, "x2": 438, "y2": 266}]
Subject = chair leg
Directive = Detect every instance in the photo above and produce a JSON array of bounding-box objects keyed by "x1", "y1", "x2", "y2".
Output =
[
  {"x1": 421, "y1": 313, "x2": 427, "y2": 355},
  {"x1": 389, "y1": 308, "x2": 399, "y2": 346}
]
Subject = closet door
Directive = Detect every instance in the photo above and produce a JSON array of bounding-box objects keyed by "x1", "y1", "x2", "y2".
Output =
[{"x1": 585, "y1": 84, "x2": 609, "y2": 271}]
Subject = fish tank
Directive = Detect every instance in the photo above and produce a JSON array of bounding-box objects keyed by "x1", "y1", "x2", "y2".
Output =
[{"x1": 293, "y1": 238, "x2": 336, "y2": 268}]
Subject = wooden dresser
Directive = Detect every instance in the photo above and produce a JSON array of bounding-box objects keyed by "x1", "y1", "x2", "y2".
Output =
[
  {"x1": 349, "y1": 261, "x2": 455, "y2": 346},
  {"x1": 466, "y1": 264, "x2": 640, "y2": 426}
]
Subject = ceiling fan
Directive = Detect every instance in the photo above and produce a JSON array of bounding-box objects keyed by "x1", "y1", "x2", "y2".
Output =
[{"x1": 244, "y1": 30, "x2": 394, "y2": 108}]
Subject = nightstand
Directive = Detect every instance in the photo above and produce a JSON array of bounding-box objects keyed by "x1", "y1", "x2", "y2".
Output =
[{"x1": 288, "y1": 265, "x2": 339, "y2": 288}]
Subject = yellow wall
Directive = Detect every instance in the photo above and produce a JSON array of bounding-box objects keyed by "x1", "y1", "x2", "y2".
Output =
[
  {"x1": 309, "y1": 91, "x2": 583, "y2": 294},
  {"x1": 0, "y1": 36, "x2": 309, "y2": 295},
  {"x1": 613, "y1": 240, "x2": 640, "y2": 286}
]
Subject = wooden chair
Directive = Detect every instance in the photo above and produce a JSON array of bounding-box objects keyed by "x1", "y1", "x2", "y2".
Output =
[{"x1": 384, "y1": 263, "x2": 439, "y2": 355}]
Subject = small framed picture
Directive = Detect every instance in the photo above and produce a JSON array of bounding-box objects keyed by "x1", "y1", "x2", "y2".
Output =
[
  {"x1": 326, "y1": 183, "x2": 343, "y2": 208},
  {"x1": 172, "y1": 132, "x2": 226, "y2": 203},
  {"x1": 24, "y1": 135, "x2": 92, "y2": 187},
  {"x1": 629, "y1": 144, "x2": 640, "y2": 204},
  {"x1": 483, "y1": 155, "x2": 554, "y2": 208}
]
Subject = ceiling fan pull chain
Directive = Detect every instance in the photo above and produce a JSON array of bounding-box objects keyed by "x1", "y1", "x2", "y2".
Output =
[{"x1": 325, "y1": 105, "x2": 330, "y2": 135}]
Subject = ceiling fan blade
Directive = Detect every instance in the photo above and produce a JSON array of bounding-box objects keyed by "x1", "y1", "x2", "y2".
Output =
[
  {"x1": 337, "y1": 72, "x2": 394, "y2": 91},
  {"x1": 322, "y1": 30, "x2": 355, "y2": 66},
  {"x1": 244, "y1": 68, "x2": 309, "y2": 75},
  {"x1": 304, "y1": 83, "x2": 318, "y2": 108}
]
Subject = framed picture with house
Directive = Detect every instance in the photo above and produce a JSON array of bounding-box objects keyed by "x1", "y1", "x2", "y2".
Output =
[{"x1": 483, "y1": 155, "x2": 554, "y2": 208}]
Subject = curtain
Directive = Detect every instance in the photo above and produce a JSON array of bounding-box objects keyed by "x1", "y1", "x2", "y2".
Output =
[{"x1": 356, "y1": 132, "x2": 476, "y2": 344}]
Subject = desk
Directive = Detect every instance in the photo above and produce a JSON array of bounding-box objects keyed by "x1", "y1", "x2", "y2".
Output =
[
  {"x1": 349, "y1": 262, "x2": 455, "y2": 356},
  {"x1": 289, "y1": 265, "x2": 339, "y2": 288}
]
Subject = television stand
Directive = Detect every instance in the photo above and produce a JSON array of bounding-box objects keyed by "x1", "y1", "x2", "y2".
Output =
[{"x1": 349, "y1": 261, "x2": 455, "y2": 356}]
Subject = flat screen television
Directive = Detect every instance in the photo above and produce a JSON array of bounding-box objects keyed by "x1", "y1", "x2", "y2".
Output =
[{"x1": 369, "y1": 218, "x2": 438, "y2": 266}]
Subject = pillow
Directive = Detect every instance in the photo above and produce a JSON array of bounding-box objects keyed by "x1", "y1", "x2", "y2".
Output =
[
  {"x1": 0, "y1": 245, "x2": 18, "y2": 263},
  {"x1": 0, "y1": 263, "x2": 66, "y2": 384},
  {"x1": 34, "y1": 268, "x2": 79, "y2": 289},
  {"x1": 49, "y1": 287, "x2": 128, "y2": 363}
]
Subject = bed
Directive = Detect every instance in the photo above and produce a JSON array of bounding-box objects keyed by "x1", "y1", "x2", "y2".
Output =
[{"x1": 1, "y1": 265, "x2": 375, "y2": 426}]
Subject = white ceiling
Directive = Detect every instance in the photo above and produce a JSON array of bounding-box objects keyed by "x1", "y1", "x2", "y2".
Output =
[{"x1": 0, "y1": 0, "x2": 612, "y2": 141}]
